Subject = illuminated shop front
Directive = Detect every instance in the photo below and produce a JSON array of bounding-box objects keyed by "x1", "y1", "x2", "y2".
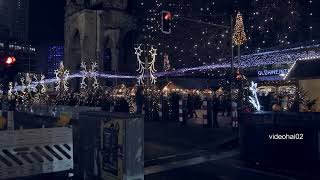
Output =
[{"x1": 241, "y1": 65, "x2": 297, "y2": 111}]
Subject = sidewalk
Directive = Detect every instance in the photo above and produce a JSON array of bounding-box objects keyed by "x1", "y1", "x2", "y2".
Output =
[
  {"x1": 145, "y1": 121, "x2": 238, "y2": 162},
  {"x1": 187, "y1": 110, "x2": 232, "y2": 127},
  {"x1": 144, "y1": 152, "x2": 309, "y2": 180}
]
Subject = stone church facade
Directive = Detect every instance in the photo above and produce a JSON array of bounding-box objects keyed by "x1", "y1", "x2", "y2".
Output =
[{"x1": 64, "y1": 0, "x2": 138, "y2": 75}]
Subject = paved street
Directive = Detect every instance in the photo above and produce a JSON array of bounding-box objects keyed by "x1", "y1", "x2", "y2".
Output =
[
  {"x1": 145, "y1": 152, "x2": 319, "y2": 180},
  {"x1": 145, "y1": 120, "x2": 237, "y2": 162},
  {"x1": 144, "y1": 121, "x2": 320, "y2": 180}
]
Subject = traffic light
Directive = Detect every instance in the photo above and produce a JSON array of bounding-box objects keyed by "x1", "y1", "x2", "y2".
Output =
[
  {"x1": 5, "y1": 56, "x2": 16, "y2": 65},
  {"x1": 161, "y1": 11, "x2": 172, "y2": 34},
  {"x1": 1, "y1": 55, "x2": 18, "y2": 89}
]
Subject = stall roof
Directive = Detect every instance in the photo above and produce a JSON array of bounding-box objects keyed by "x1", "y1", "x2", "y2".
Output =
[{"x1": 286, "y1": 59, "x2": 320, "y2": 80}]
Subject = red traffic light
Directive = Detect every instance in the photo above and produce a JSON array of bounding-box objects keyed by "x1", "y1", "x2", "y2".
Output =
[
  {"x1": 162, "y1": 11, "x2": 172, "y2": 34},
  {"x1": 164, "y1": 12, "x2": 171, "y2": 20},
  {"x1": 5, "y1": 56, "x2": 16, "y2": 65}
]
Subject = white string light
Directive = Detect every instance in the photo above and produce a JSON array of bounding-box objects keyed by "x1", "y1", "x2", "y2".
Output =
[
  {"x1": 135, "y1": 44, "x2": 145, "y2": 85},
  {"x1": 80, "y1": 61, "x2": 88, "y2": 90},
  {"x1": 40, "y1": 74, "x2": 47, "y2": 93},
  {"x1": 14, "y1": 82, "x2": 18, "y2": 96},
  {"x1": 149, "y1": 46, "x2": 158, "y2": 84},
  {"x1": 20, "y1": 77, "x2": 26, "y2": 92},
  {"x1": 249, "y1": 81, "x2": 261, "y2": 111},
  {"x1": 137, "y1": 0, "x2": 315, "y2": 68},
  {"x1": 26, "y1": 73, "x2": 32, "y2": 93},
  {"x1": 8, "y1": 82, "x2": 13, "y2": 100},
  {"x1": 54, "y1": 62, "x2": 70, "y2": 92},
  {"x1": 91, "y1": 62, "x2": 99, "y2": 90},
  {"x1": 80, "y1": 61, "x2": 99, "y2": 90}
]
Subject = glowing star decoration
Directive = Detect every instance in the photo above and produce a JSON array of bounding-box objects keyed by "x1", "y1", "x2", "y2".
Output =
[
  {"x1": 8, "y1": 82, "x2": 13, "y2": 100},
  {"x1": 80, "y1": 62, "x2": 88, "y2": 90},
  {"x1": 54, "y1": 62, "x2": 70, "y2": 92},
  {"x1": 233, "y1": 12, "x2": 247, "y2": 46},
  {"x1": 20, "y1": 77, "x2": 26, "y2": 92},
  {"x1": 40, "y1": 74, "x2": 46, "y2": 93},
  {"x1": 33, "y1": 75, "x2": 40, "y2": 93},
  {"x1": 90, "y1": 62, "x2": 99, "y2": 90},
  {"x1": 135, "y1": 44, "x2": 145, "y2": 85},
  {"x1": 148, "y1": 46, "x2": 157, "y2": 84},
  {"x1": 14, "y1": 82, "x2": 18, "y2": 96},
  {"x1": 249, "y1": 81, "x2": 261, "y2": 111},
  {"x1": 26, "y1": 73, "x2": 32, "y2": 92},
  {"x1": 80, "y1": 61, "x2": 99, "y2": 90}
]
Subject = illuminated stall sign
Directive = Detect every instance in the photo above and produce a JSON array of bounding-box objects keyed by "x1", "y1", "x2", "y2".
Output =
[{"x1": 257, "y1": 69, "x2": 289, "y2": 76}]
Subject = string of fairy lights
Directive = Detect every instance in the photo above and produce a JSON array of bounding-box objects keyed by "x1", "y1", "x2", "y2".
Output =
[
  {"x1": 1, "y1": 54, "x2": 318, "y2": 113},
  {"x1": 0, "y1": 42, "x2": 316, "y2": 100},
  {"x1": 135, "y1": 0, "x2": 317, "y2": 70},
  {"x1": 246, "y1": 0, "x2": 315, "y2": 51}
]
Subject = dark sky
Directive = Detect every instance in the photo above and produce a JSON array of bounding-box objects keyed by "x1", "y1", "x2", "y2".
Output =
[
  {"x1": 28, "y1": 0, "x2": 320, "y2": 44},
  {"x1": 29, "y1": 0, "x2": 65, "y2": 44}
]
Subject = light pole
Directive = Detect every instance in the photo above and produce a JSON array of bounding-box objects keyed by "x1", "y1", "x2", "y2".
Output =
[
  {"x1": 230, "y1": 16, "x2": 235, "y2": 100},
  {"x1": 232, "y1": 12, "x2": 247, "y2": 106}
]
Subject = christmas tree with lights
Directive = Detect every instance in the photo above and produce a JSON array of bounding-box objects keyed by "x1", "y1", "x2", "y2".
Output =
[{"x1": 233, "y1": 12, "x2": 247, "y2": 46}]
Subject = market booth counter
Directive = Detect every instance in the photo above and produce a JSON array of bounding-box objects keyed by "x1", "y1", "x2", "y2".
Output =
[{"x1": 239, "y1": 112, "x2": 320, "y2": 168}]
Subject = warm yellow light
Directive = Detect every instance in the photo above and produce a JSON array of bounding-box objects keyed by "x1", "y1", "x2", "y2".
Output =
[{"x1": 233, "y1": 12, "x2": 247, "y2": 46}]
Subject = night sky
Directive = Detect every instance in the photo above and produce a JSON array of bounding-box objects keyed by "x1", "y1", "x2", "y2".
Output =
[
  {"x1": 29, "y1": 0, "x2": 65, "y2": 44},
  {"x1": 28, "y1": 0, "x2": 320, "y2": 45}
]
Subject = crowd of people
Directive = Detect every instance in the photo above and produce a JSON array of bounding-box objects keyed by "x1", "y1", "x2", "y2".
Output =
[{"x1": 186, "y1": 94, "x2": 234, "y2": 118}]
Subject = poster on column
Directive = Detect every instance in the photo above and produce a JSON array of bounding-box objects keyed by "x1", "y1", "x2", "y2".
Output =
[{"x1": 101, "y1": 118, "x2": 124, "y2": 180}]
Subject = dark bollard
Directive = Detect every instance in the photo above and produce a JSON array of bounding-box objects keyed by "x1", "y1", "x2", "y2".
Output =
[
  {"x1": 202, "y1": 99, "x2": 213, "y2": 128},
  {"x1": 179, "y1": 98, "x2": 188, "y2": 125},
  {"x1": 202, "y1": 99, "x2": 208, "y2": 127},
  {"x1": 207, "y1": 98, "x2": 213, "y2": 128}
]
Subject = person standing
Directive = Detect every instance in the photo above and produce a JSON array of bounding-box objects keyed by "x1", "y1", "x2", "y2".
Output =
[
  {"x1": 191, "y1": 95, "x2": 198, "y2": 118},
  {"x1": 187, "y1": 94, "x2": 193, "y2": 118},
  {"x1": 212, "y1": 96, "x2": 220, "y2": 128},
  {"x1": 231, "y1": 99, "x2": 238, "y2": 130}
]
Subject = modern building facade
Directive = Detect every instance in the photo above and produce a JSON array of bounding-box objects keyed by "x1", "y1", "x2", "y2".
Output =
[
  {"x1": 0, "y1": 0, "x2": 29, "y2": 42},
  {"x1": 0, "y1": 41, "x2": 36, "y2": 72},
  {"x1": 47, "y1": 46, "x2": 64, "y2": 78}
]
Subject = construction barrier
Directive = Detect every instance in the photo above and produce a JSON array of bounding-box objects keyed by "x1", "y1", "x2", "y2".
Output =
[{"x1": 0, "y1": 127, "x2": 73, "y2": 179}]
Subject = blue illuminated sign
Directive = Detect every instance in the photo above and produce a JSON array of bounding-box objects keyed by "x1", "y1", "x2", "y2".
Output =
[{"x1": 257, "y1": 69, "x2": 289, "y2": 76}]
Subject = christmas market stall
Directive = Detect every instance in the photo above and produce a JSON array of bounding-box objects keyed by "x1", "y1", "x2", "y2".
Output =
[
  {"x1": 238, "y1": 58, "x2": 320, "y2": 169},
  {"x1": 285, "y1": 58, "x2": 320, "y2": 112}
]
